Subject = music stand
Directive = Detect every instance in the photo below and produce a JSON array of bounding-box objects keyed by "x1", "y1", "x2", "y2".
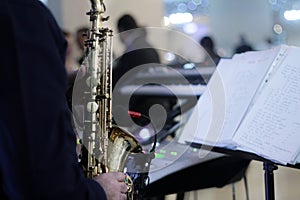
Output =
[{"x1": 190, "y1": 142, "x2": 300, "y2": 200}]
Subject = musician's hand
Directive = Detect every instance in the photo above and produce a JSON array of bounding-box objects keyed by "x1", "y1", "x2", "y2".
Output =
[{"x1": 94, "y1": 172, "x2": 128, "y2": 200}]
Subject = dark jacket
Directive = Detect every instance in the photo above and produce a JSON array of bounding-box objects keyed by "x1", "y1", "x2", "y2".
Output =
[{"x1": 0, "y1": 0, "x2": 106, "y2": 199}]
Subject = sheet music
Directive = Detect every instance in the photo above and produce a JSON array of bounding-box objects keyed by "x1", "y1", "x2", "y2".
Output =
[
  {"x1": 179, "y1": 47, "x2": 282, "y2": 147},
  {"x1": 218, "y1": 48, "x2": 282, "y2": 145},
  {"x1": 233, "y1": 46, "x2": 300, "y2": 164},
  {"x1": 178, "y1": 59, "x2": 230, "y2": 143}
]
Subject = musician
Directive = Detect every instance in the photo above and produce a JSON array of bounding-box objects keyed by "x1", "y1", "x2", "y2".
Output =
[
  {"x1": 199, "y1": 36, "x2": 221, "y2": 65},
  {"x1": 113, "y1": 14, "x2": 161, "y2": 88},
  {"x1": 0, "y1": 0, "x2": 127, "y2": 199},
  {"x1": 113, "y1": 14, "x2": 176, "y2": 126}
]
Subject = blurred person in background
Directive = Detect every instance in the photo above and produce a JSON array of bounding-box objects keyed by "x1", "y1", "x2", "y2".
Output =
[
  {"x1": 76, "y1": 26, "x2": 89, "y2": 65},
  {"x1": 199, "y1": 35, "x2": 221, "y2": 65}
]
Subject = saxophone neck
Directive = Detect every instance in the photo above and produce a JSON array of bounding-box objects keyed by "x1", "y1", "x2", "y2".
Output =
[{"x1": 89, "y1": 0, "x2": 105, "y2": 13}]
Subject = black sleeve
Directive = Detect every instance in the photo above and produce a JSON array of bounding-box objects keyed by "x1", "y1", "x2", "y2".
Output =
[{"x1": 0, "y1": 1, "x2": 106, "y2": 199}]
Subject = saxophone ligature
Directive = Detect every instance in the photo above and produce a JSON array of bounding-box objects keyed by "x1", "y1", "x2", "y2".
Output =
[{"x1": 72, "y1": 0, "x2": 155, "y2": 199}]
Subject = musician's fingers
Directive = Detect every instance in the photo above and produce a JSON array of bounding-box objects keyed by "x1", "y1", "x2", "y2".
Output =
[
  {"x1": 120, "y1": 193, "x2": 127, "y2": 200},
  {"x1": 115, "y1": 172, "x2": 126, "y2": 182},
  {"x1": 120, "y1": 182, "x2": 128, "y2": 194}
]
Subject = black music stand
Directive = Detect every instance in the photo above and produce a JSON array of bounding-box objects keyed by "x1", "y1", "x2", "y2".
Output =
[{"x1": 190, "y1": 143, "x2": 300, "y2": 200}]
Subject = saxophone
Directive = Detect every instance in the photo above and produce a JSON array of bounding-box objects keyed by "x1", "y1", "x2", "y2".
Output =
[{"x1": 79, "y1": 0, "x2": 148, "y2": 198}]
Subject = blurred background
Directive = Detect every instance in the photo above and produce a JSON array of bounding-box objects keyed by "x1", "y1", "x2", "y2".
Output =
[{"x1": 42, "y1": 0, "x2": 300, "y2": 60}]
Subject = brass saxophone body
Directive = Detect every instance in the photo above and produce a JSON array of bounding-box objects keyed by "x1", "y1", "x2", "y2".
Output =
[{"x1": 82, "y1": 0, "x2": 143, "y2": 198}]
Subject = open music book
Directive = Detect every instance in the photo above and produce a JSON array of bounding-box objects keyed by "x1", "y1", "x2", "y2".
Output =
[{"x1": 178, "y1": 45, "x2": 300, "y2": 165}]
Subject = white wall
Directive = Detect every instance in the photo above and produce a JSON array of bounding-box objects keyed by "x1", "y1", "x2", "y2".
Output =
[
  {"x1": 54, "y1": 0, "x2": 164, "y2": 34},
  {"x1": 209, "y1": 0, "x2": 274, "y2": 56},
  {"x1": 60, "y1": 0, "x2": 90, "y2": 32},
  {"x1": 48, "y1": 0, "x2": 300, "y2": 59}
]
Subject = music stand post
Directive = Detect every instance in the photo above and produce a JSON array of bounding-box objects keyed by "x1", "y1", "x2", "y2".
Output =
[{"x1": 263, "y1": 161, "x2": 278, "y2": 200}]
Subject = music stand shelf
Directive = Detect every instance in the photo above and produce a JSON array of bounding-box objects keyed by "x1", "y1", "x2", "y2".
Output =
[{"x1": 190, "y1": 142, "x2": 300, "y2": 200}]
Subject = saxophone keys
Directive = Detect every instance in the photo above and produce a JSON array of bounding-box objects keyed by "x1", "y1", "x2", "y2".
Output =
[{"x1": 87, "y1": 101, "x2": 99, "y2": 113}]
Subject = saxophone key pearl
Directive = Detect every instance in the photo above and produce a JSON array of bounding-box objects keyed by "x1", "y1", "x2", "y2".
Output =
[{"x1": 87, "y1": 101, "x2": 99, "y2": 113}]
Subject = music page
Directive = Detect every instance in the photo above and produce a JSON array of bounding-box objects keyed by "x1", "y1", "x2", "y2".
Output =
[
  {"x1": 178, "y1": 46, "x2": 282, "y2": 147},
  {"x1": 233, "y1": 46, "x2": 300, "y2": 165}
]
